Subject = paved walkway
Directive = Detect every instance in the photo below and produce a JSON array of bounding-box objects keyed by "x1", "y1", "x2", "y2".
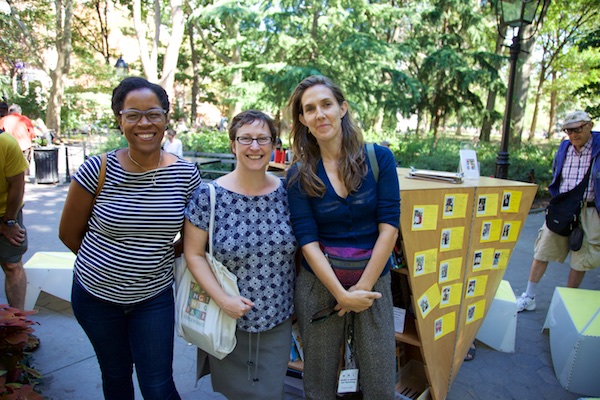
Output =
[{"x1": 2, "y1": 170, "x2": 599, "y2": 399}]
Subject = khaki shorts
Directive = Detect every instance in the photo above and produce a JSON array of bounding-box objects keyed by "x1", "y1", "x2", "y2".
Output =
[
  {"x1": 534, "y1": 204, "x2": 600, "y2": 271},
  {"x1": 0, "y1": 209, "x2": 28, "y2": 264}
]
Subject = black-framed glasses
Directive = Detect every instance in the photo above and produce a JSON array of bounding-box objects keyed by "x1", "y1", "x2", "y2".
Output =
[
  {"x1": 310, "y1": 306, "x2": 338, "y2": 323},
  {"x1": 563, "y1": 123, "x2": 588, "y2": 135},
  {"x1": 119, "y1": 108, "x2": 167, "y2": 124},
  {"x1": 235, "y1": 136, "x2": 273, "y2": 146}
]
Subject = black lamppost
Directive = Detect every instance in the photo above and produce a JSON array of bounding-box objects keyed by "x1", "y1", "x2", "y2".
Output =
[
  {"x1": 114, "y1": 56, "x2": 129, "y2": 78},
  {"x1": 494, "y1": 0, "x2": 547, "y2": 179}
]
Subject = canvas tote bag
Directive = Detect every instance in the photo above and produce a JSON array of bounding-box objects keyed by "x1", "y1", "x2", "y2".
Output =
[{"x1": 175, "y1": 183, "x2": 239, "y2": 359}]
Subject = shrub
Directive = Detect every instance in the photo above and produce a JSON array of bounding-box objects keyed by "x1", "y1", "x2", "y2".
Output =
[{"x1": 0, "y1": 305, "x2": 43, "y2": 400}]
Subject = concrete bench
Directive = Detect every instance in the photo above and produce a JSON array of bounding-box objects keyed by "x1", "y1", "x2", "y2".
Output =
[{"x1": 24, "y1": 252, "x2": 75, "y2": 310}]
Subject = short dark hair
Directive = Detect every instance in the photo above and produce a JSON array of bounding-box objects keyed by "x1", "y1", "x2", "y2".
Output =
[
  {"x1": 228, "y1": 110, "x2": 278, "y2": 144},
  {"x1": 0, "y1": 102, "x2": 8, "y2": 118},
  {"x1": 111, "y1": 77, "x2": 169, "y2": 118}
]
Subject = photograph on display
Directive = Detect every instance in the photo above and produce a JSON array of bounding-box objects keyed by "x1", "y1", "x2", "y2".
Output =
[
  {"x1": 475, "y1": 194, "x2": 499, "y2": 217},
  {"x1": 501, "y1": 223, "x2": 511, "y2": 240},
  {"x1": 440, "y1": 229, "x2": 451, "y2": 249},
  {"x1": 466, "y1": 279, "x2": 476, "y2": 297},
  {"x1": 439, "y1": 282, "x2": 463, "y2": 308},
  {"x1": 441, "y1": 286, "x2": 451, "y2": 305},
  {"x1": 434, "y1": 312, "x2": 456, "y2": 340},
  {"x1": 439, "y1": 262, "x2": 449, "y2": 282},
  {"x1": 434, "y1": 318, "x2": 443, "y2": 338},
  {"x1": 481, "y1": 222, "x2": 491, "y2": 241},
  {"x1": 418, "y1": 284, "x2": 442, "y2": 319},
  {"x1": 413, "y1": 208, "x2": 424, "y2": 228},
  {"x1": 492, "y1": 251, "x2": 501, "y2": 268},
  {"x1": 413, "y1": 249, "x2": 438, "y2": 277},
  {"x1": 443, "y1": 193, "x2": 469, "y2": 219},
  {"x1": 501, "y1": 190, "x2": 523, "y2": 213},
  {"x1": 472, "y1": 251, "x2": 482, "y2": 269},
  {"x1": 411, "y1": 205, "x2": 439, "y2": 231},
  {"x1": 466, "y1": 299, "x2": 487, "y2": 324},
  {"x1": 500, "y1": 221, "x2": 521, "y2": 242},
  {"x1": 466, "y1": 304, "x2": 476, "y2": 323}
]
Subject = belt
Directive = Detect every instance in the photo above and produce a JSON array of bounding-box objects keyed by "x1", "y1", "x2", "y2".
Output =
[{"x1": 585, "y1": 201, "x2": 596, "y2": 207}]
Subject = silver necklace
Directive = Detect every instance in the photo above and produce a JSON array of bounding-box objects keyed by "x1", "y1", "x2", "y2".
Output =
[{"x1": 127, "y1": 150, "x2": 163, "y2": 185}]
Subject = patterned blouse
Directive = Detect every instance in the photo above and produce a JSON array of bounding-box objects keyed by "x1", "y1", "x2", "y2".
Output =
[{"x1": 185, "y1": 181, "x2": 297, "y2": 333}]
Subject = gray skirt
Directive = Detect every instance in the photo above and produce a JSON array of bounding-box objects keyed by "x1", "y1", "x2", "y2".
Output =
[{"x1": 210, "y1": 318, "x2": 292, "y2": 400}]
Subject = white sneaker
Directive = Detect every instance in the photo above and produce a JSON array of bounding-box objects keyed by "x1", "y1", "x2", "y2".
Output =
[{"x1": 517, "y1": 293, "x2": 536, "y2": 312}]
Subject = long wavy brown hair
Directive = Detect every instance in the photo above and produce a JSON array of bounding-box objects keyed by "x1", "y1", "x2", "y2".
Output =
[{"x1": 287, "y1": 75, "x2": 366, "y2": 197}]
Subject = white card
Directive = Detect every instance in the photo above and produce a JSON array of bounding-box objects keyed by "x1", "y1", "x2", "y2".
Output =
[
  {"x1": 393, "y1": 307, "x2": 406, "y2": 333},
  {"x1": 337, "y1": 368, "x2": 359, "y2": 393},
  {"x1": 459, "y1": 149, "x2": 480, "y2": 180}
]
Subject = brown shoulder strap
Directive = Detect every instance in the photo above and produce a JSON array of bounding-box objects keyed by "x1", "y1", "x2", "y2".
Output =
[{"x1": 93, "y1": 153, "x2": 108, "y2": 204}]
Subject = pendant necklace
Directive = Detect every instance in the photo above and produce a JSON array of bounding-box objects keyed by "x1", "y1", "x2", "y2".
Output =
[{"x1": 127, "y1": 150, "x2": 163, "y2": 185}]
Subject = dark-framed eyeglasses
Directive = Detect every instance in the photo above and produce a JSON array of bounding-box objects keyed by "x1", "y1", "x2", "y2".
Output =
[
  {"x1": 119, "y1": 108, "x2": 167, "y2": 124},
  {"x1": 563, "y1": 123, "x2": 588, "y2": 135},
  {"x1": 310, "y1": 306, "x2": 338, "y2": 323},
  {"x1": 235, "y1": 136, "x2": 273, "y2": 146}
]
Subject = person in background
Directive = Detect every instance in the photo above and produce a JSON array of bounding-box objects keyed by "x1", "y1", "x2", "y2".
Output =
[
  {"x1": 59, "y1": 77, "x2": 200, "y2": 400},
  {"x1": 380, "y1": 140, "x2": 391, "y2": 149},
  {"x1": 184, "y1": 110, "x2": 296, "y2": 400},
  {"x1": 163, "y1": 128, "x2": 183, "y2": 158},
  {"x1": 286, "y1": 75, "x2": 400, "y2": 399},
  {"x1": 517, "y1": 111, "x2": 599, "y2": 312},
  {"x1": 0, "y1": 104, "x2": 36, "y2": 176}
]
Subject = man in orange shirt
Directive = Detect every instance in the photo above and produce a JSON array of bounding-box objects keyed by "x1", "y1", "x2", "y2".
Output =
[{"x1": 0, "y1": 104, "x2": 36, "y2": 176}]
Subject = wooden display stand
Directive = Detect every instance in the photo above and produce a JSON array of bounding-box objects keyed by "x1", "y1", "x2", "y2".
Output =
[
  {"x1": 396, "y1": 168, "x2": 537, "y2": 400},
  {"x1": 285, "y1": 168, "x2": 537, "y2": 400}
]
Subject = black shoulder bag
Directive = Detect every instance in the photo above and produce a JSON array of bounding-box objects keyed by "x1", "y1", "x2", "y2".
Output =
[{"x1": 545, "y1": 164, "x2": 592, "y2": 245}]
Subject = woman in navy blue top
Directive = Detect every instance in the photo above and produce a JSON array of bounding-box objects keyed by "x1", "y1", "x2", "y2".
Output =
[{"x1": 286, "y1": 75, "x2": 400, "y2": 400}]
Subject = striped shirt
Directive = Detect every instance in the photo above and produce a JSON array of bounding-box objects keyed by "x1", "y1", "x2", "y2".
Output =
[
  {"x1": 73, "y1": 150, "x2": 201, "y2": 304},
  {"x1": 559, "y1": 139, "x2": 595, "y2": 202}
]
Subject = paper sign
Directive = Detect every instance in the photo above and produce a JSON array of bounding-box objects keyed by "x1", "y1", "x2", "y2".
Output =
[
  {"x1": 465, "y1": 275, "x2": 488, "y2": 298},
  {"x1": 337, "y1": 369, "x2": 359, "y2": 393},
  {"x1": 459, "y1": 149, "x2": 480, "y2": 180},
  {"x1": 440, "y1": 282, "x2": 463, "y2": 308},
  {"x1": 411, "y1": 205, "x2": 439, "y2": 231},
  {"x1": 438, "y1": 257, "x2": 462, "y2": 283},
  {"x1": 466, "y1": 299, "x2": 487, "y2": 324},
  {"x1": 417, "y1": 283, "x2": 442, "y2": 319},
  {"x1": 393, "y1": 307, "x2": 406, "y2": 333},
  {"x1": 500, "y1": 221, "x2": 521, "y2": 242},
  {"x1": 443, "y1": 194, "x2": 469, "y2": 219},
  {"x1": 480, "y1": 219, "x2": 503, "y2": 243},
  {"x1": 472, "y1": 248, "x2": 496, "y2": 271},
  {"x1": 413, "y1": 248, "x2": 438, "y2": 277},
  {"x1": 439, "y1": 227, "x2": 465, "y2": 252},
  {"x1": 500, "y1": 190, "x2": 522, "y2": 213},
  {"x1": 476, "y1": 194, "x2": 499, "y2": 217},
  {"x1": 434, "y1": 312, "x2": 456, "y2": 340}
]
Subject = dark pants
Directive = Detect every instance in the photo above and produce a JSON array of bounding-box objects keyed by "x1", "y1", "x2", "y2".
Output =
[{"x1": 72, "y1": 281, "x2": 180, "y2": 400}]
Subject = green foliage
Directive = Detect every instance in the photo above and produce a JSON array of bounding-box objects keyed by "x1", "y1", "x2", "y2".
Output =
[
  {"x1": 0, "y1": 305, "x2": 43, "y2": 400},
  {"x1": 392, "y1": 135, "x2": 556, "y2": 196},
  {"x1": 180, "y1": 129, "x2": 231, "y2": 154}
]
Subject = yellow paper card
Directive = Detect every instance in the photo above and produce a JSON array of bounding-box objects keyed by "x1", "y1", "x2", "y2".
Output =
[
  {"x1": 442, "y1": 194, "x2": 469, "y2": 219},
  {"x1": 471, "y1": 248, "x2": 495, "y2": 271},
  {"x1": 434, "y1": 312, "x2": 456, "y2": 340},
  {"x1": 413, "y1": 248, "x2": 438, "y2": 277},
  {"x1": 500, "y1": 190, "x2": 522, "y2": 213},
  {"x1": 439, "y1": 227, "x2": 465, "y2": 252},
  {"x1": 411, "y1": 205, "x2": 439, "y2": 231},
  {"x1": 475, "y1": 194, "x2": 499, "y2": 217},
  {"x1": 417, "y1": 283, "x2": 442, "y2": 319},
  {"x1": 480, "y1": 219, "x2": 503, "y2": 243},
  {"x1": 465, "y1": 299, "x2": 486, "y2": 324},
  {"x1": 440, "y1": 282, "x2": 463, "y2": 308},
  {"x1": 439, "y1": 257, "x2": 462, "y2": 283},
  {"x1": 491, "y1": 249, "x2": 511, "y2": 270},
  {"x1": 500, "y1": 221, "x2": 521, "y2": 242},
  {"x1": 465, "y1": 275, "x2": 488, "y2": 298}
]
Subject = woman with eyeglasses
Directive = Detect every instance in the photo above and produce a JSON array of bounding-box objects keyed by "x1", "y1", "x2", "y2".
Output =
[
  {"x1": 286, "y1": 75, "x2": 400, "y2": 399},
  {"x1": 59, "y1": 77, "x2": 200, "y2": 400},
  {"x1": 183, "y1": 110, "x2": 297, "y2": 399}
]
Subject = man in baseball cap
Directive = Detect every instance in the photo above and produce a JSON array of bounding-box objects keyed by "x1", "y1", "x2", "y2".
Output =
[{"x1": 517, "y1": 110, "x2": 599, "y2": 313}]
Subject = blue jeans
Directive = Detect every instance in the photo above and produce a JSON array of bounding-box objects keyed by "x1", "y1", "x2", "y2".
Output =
[{"x1": 72, "y1": 280, "x2": 180, "y2": 400}]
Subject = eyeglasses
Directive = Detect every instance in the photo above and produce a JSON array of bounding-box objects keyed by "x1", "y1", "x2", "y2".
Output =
[
  {"x1": 235, "y1": 136, "x2": 273, "y2": 146},
  {"x1": 310, "y1": 306, "x2": 338, "y2": 323},
  {"x1": 563, "y1": 123, "x2": 588, "y2": 135},
  {"x1": 120, "y1": 108, "x2": 167, "y2": 124}
]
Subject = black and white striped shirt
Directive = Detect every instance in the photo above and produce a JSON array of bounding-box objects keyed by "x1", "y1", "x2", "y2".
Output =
[{"x1": 73, "y1": 150, "x2": 201, "y2": 304}]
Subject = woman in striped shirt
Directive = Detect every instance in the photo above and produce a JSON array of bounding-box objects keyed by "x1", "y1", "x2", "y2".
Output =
[{"x1": 59, "y1": 77, "x2": 200, "y2": 400}]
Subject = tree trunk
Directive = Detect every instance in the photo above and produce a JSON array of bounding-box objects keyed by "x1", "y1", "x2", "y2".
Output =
[
  {"x1": 528, "y1": 62, "x2": 548, "y2": 142},
  {"x1": 45, "y1": 0, "x2": 73, "y2": 138},
  {"x1": 509, "y1": 24, "x2": 536, "y2": 146},
  {"x1": 547, "y1": 71, "x2": 558, "y2": 138},
  {"x1": 158, "y1": 0, "x2": 185, "y2": 102},
  {"x1": 480, "y1": 29, "x2": 506, "y2": 143},
  {"x1": 188, "y1": 23, "x2": 199, "y2": 128}
]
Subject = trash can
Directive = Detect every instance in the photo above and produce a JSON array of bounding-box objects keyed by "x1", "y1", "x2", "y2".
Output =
[{"x1": 33, "y1": 147, "x2": 59, "y2": 184}]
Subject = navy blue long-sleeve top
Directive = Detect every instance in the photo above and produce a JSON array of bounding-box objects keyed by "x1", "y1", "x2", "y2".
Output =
[{"x1": 286, "y1": 143, "x2": 400, "y2": 275}]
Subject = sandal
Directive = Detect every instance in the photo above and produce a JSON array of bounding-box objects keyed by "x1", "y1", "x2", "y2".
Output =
[{"x1": 464, "y1": 343, "x2": 476, "y2": 362}]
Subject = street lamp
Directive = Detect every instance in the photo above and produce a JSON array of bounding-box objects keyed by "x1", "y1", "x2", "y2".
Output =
[
  {"x1": 114, "y1": 56, "x2": 129, "y2": 78},
  {"x1": 494, "y1": 0, "x2": 547, "y2": 179}
]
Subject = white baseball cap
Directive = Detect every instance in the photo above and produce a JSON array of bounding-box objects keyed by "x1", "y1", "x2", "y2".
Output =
[{"x1": 562, "y1": 111, "x2": 592, "y2": 129}]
